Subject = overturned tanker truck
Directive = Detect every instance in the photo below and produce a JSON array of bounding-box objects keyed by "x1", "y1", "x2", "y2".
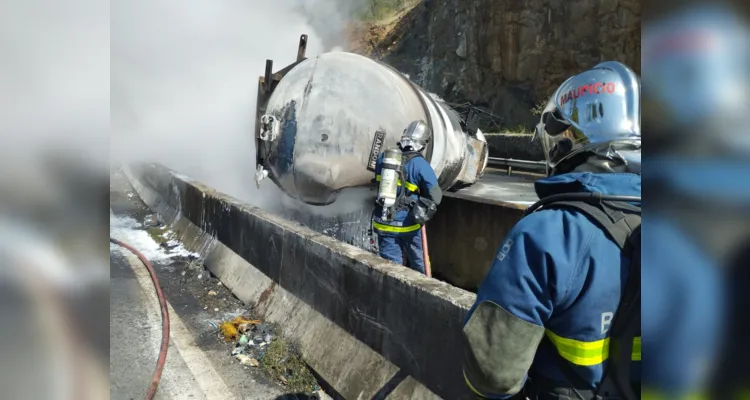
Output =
[{"x1": 254, "y1": 34, "x2": 489, "y2": 206}]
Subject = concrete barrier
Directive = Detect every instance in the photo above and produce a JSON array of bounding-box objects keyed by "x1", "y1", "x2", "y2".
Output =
[
  {"x1": 126, "y1": 163, "x2": 478, "y2": 400},
  {"x1": 426, "y1": 197, "x2": 525, "y2": 291}
]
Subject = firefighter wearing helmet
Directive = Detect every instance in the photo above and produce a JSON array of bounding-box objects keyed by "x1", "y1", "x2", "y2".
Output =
[
  {"x1": 372, "y1": 120, "x2": 443, "y2": 274},
  {"x1": 463, "y1": 61, "x2": 642, "y2": 400}
]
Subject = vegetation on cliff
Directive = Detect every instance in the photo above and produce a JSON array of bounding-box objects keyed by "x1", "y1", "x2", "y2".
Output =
[{"x1": 346, "y1": 0, "x2": 640, "y2": 133}]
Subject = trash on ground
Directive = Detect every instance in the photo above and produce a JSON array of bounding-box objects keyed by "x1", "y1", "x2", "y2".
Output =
[
  {"x1": 218, "y1": 316, "x2": 262, "y2": 342},
  {"x1": 235, "y1": 354, "x2": 259, "y2": 367},
  {"x1": 238, "y1": 323, "x2": 252, "y2": 334},
  {"x1": 218, "y1": 314, "x2": 317, "y2": 392},
  {"x1": 143, "y1": 214, "x2": 162, "y2": 228},
  {"x1": 208, "y1": 290, "x2": 217, "y2": 296}
]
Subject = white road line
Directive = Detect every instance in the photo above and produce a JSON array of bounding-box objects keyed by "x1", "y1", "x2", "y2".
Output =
[{"x1": 118, "y1": 249, "x2": 237, "y2": 400}]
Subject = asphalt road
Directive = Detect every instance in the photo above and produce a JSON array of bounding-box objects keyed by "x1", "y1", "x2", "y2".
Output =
[
  {"x1": 110, "y1": 249, "x2": 207, "y2": 399},
  {"x1": 109, "y1": 168, "x2": 319, "y2": 400}
]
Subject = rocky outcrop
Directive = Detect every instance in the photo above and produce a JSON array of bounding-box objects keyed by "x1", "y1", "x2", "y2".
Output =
[{"x1": 358, "y1": 0, "x2": 641, "y2": 129}]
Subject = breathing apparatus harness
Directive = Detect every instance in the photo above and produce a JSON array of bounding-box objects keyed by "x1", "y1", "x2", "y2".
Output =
[
  {"x1": 375, "y1": 147, "x2": 436, "y2": 224},
  {"x1": 523, "y1": 192, "x2": 642, "y2": 400}
]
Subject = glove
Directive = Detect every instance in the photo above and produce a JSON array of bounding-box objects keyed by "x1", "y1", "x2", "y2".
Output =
[{"x1": 408, "y1": 197, "x2": 437, "y2": 224}]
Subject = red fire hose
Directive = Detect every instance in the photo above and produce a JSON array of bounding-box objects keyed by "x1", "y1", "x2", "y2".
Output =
[
  {"x1": 110, "y1": 238, "x2": 170, "y2": 400},
  {"x1": 421, "y1": 226, "x2": 432, "y2": 277}
]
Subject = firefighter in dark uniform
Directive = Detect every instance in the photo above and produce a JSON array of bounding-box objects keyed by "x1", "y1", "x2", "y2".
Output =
[
  {"x1": 372, "y1": 120, "x2": 443, "y2": 274},
  {"x1": 463, "y1": 62, "x2": 642, "y2": 399}
]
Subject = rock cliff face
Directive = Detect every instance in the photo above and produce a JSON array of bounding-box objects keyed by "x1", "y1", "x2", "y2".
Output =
[{"x1": 353, "y1": 0, "x2": 641, "y2": 129}]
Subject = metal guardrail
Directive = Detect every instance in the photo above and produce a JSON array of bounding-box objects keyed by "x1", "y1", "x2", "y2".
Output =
[{"x1": 486, "y1": 157, "x2": 547, "y2": 175}]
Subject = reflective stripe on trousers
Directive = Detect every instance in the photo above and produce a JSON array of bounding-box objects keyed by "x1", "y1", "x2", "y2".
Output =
[{"x1": 372, "y1": 221, "x2": 421, "y2": 233}]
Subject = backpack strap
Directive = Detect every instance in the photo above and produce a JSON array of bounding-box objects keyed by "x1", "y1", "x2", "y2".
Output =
[
  {"x1": 400, "y1": 151, "x2": 421, "y2": 195},
  {"x1": 395, "y1": 152, "x2": 422, "y2": 209},
  {"x1": 540, "y1": 199, "x2": 640, "y2": 255},
  {"x1": 526, "y1": 197, "x2": 641, "y2": 400},
  {"x1": 599, "y1": 223, "x2": 641, "y2": 400}
]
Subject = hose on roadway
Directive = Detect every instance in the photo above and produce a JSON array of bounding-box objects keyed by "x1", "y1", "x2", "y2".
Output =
[{"x1": 111, "y1": 237, "x2": 170, "y2": 400}]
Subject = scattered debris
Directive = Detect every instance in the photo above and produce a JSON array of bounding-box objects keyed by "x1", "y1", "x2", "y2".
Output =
[
  {"x1": 217, "y1": 313, "x2": 318, "y2": 392},
  {"x1": 235, "y1": 354, "x2": 259, "y2": 367},
  {"x1": 231, "y1": 346, "x2": 245, "y2": 356},
  {"x1": 187, "y1": 258, "x2": 204, "y2": 271},
  {"x1": 208, "y1": 290, "x2": 218, "y2": 296},
  {"x1": 143, "y1": 214, "x2": 162, "y2": 228},
  {"x1": 238, "y1": 323, "x2": 252, "y2": 334},
  {"x1": 214, "y1": 308, "x2": 219, "y2": 312},
  {"x1": 218, "y1": 316, "x2": 261, "y2": 342}
]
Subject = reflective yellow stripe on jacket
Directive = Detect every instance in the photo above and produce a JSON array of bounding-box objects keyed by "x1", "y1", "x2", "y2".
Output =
[
  {"x1": 641, "y1": 389, "x2": 709, "y2": 400},
  {"x1": 372, "y1": 221, "x2": 421, "y2": 233},
  {"x1": 375, "y1": 174, "x2": 419, "y2": 193},
  {"x1": 463, "y1": 369, "x2": 488, "y2": 399},
  {"x1": 642, "y1": 388, "x2": 750, "y2": 400},
  {"x1": 546, "y1": 330, "x2": 641, "y2": 366}
]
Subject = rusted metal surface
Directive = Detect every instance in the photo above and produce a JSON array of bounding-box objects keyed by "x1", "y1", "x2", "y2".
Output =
[
  {"x1": 455, "y1": 135, "x2": 489, "y2": 185},
  {"x1": 296, "y1": 34, "x2": 308, "y2": 62}
]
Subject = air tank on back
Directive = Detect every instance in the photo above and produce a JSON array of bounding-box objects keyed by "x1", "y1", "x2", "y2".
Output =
[{"x1": 255, "y1": 35, "x2": 488, "y2": 205}]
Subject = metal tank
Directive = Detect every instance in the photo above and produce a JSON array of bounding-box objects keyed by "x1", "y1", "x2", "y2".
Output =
[{"x1": 255, "y1": 34, "x2": 488, "y2": 205}]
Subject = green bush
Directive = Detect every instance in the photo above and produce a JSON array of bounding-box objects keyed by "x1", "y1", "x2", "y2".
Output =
[
  {"x1": 356, "y1": 0, "x2": 409, "y2": 21},
  {"x1": 260, "y1": 339, "x2": 317, "y2": 393}
]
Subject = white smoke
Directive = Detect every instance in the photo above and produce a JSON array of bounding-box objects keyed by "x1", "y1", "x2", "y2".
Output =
[{"x1": 110, "y1": 0, "x2": 364, "y2": 209}]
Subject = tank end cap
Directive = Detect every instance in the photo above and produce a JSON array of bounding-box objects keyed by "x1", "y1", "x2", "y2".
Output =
[{"x1": 259, "y1": 115, "x2": 280, "y2": 142}]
